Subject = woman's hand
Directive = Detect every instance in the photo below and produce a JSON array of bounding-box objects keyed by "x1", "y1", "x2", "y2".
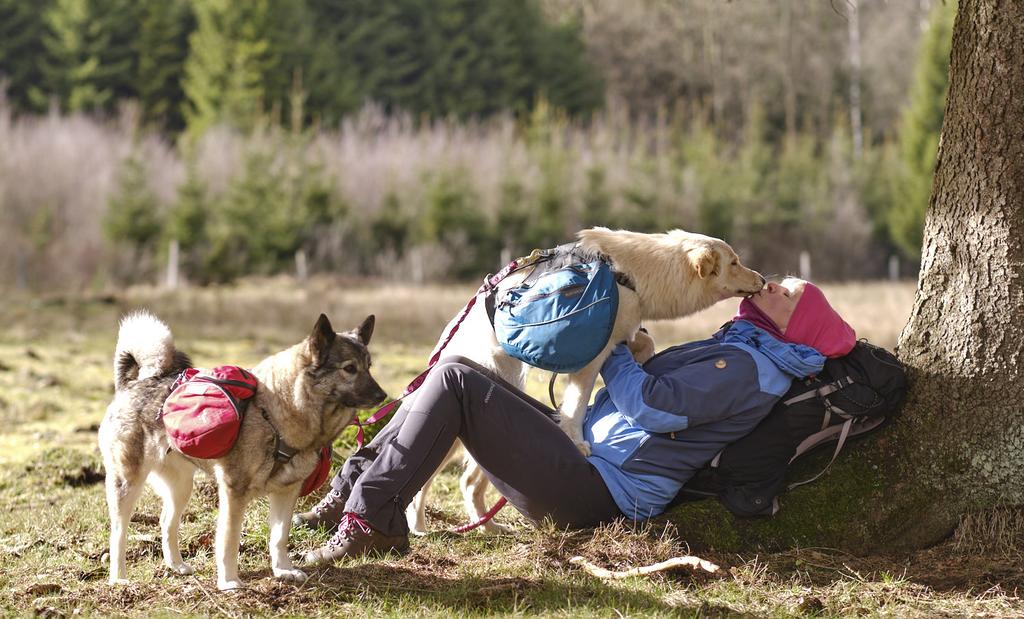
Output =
[{"x1": 628, "y1": 329, "x2": 656, "y2": 364}]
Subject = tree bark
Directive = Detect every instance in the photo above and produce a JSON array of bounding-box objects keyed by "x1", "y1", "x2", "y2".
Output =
[{"x1": 668, "y1": 0, "x2": 1024, "y2": 554}]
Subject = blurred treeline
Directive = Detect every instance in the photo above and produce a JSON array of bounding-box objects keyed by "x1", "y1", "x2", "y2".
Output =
[{"x1": 0, "y1": 0, "x2": 954, "y2": 289}]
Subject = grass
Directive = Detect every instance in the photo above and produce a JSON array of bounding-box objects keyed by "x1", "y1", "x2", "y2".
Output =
[{"x1": 2, "y1": 279, "x2": 1023, "y2": 617}]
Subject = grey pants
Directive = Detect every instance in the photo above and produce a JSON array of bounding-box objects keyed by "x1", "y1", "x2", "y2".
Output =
[{"x1": 331, "y1": 357, "x2": 622, "y2": 536}]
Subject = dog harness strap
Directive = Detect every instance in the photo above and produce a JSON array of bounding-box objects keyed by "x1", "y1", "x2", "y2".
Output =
[{"x1": 260, "y1": 407, "x2": 299, "y2": 463}]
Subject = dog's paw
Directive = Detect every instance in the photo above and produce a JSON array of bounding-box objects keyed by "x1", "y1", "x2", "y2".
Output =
[
  {"x1": 409, "y1": 526, "x2": 429, "y2": 537},
  {"x1": 167, "y1": 562, "x2": 194, "y2": 576},
  {"x1": 273, "y1": 567, "x2": 308, "y2": 583},
  {"x1": 108, "y1": 577, "x2": 131, "y2": 586},
  {"x1": 573, "y1": 440, "x2": 592, "y2": 457},
  {"x1": 217, "y1": 579, "x2": 245, "y2": 592}
]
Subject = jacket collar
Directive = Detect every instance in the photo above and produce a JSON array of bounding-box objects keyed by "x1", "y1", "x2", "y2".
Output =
[{"x1": 719, "y1": 320, "x2": 825, "y2": 379}]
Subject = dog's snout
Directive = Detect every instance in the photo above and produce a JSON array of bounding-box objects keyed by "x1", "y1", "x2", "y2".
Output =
[{"x1": 358, "y1": 379, "x2": 387, "y2": 407}]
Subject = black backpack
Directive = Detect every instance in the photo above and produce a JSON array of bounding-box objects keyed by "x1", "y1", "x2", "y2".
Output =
[{"x1": 675, "y1": 340, "x2": 908, "y2": 517}]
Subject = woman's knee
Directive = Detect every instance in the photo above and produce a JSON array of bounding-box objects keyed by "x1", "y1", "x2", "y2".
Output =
[
  {"x1": 434, "y1": 355, "x2": 489, "y2": 375},
  {"x1": 431, "y1": 357, "x2": 493, "y2": 387}
]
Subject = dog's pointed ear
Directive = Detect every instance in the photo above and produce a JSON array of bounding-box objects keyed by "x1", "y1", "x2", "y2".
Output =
[
  {"x1": 690, "y1": 247, "x2": 719, "y2": 279},
  {"x1": 309, "y1": 313, "x2": 336, "y2": 364},
  {"x1": 353, "y1": 315, "x2": 375, "y2": 345}
]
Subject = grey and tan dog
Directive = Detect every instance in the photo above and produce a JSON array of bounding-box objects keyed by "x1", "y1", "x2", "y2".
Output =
[{"x1": 99, "y1": 311, "x2": 386, "y2": 590}]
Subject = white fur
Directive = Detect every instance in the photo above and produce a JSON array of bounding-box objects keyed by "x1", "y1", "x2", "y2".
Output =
[
  {"x1": 407, "y1": 227, "x2": 764, "y2": 534},
  {"x1": 115, "y1": 311, "x2": 174, "y2": 382}
]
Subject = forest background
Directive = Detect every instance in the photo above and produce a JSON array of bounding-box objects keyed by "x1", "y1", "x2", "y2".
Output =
[{"x1": 0, "y1": 0, "x2": 955, "y2": 289}]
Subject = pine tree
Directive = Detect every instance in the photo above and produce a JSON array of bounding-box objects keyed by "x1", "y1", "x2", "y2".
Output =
[
  {"x1": 419, "y1": 169, "x2": 493, "y2": 278},
  {"x1": 0, "y1": 0, "x2": 52, "y2": 112},
  {"x1": 31, "y1": 0, "x2": 107, "y2": 111},
  {"x1": 135, "y1": 0, "x2": 193, "y2": 131},
  {"x1": 30, "y1": 0, "x2": 138, "y2": 112},
  {"x1": 195, "y1": 133, "x2": 343, "y2": 281},
  {"x1": 94, "y1": 0, "x2": 140, "y2": 103},
  {"x1": 367, "y1": 0, "x2": 431, "y2": 115},
  {"x1": 303, "y1": 0, "x2": 600, "y2": 122},
  {"x1": 262, "y1": 0, "x2": 316, "y2": 126},
  {"x1": 164, "y1": 157, "x2": 210, "y2": 283},
  {"x1": 182, "y1": 0, "x2": 273, "y2": 136},
  {"x1": 888, "y1": 0, "x2": 956, "y2": 259},
  {"x1": 473, "y1": 0, "x2": 533, "y2": 115},
  {"x1": 526, "y1": 8, "x2": 603, "y2": 117},
  {"x1": 304, "y1": 0, "x2": 381, "y2": 123},
  {"x1": 104, "y1": 151, "x2": 163, "y2": 281}
]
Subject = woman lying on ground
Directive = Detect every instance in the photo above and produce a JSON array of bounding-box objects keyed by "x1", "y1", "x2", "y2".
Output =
[{"x1": 294, "y1": 277, "x2": 856, "y2": 564}]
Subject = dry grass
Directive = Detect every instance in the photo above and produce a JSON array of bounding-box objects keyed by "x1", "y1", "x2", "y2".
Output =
[
  {"x1": 2, "y1": 280, "x2": 1023, "y2": 617},
  {"x1": 0, "y1": 277, "x2": 916, "y2": 349}
]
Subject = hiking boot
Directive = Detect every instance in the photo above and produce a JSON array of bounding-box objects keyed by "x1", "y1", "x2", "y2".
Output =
[
  {"x1": 303, "y1": 513, "x2": 410, "y2": 565},
  {"x1": 293, "y1": 487, "x2": 347, "y2": 532}
]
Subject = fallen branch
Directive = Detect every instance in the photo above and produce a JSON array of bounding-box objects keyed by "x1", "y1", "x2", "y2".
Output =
[{"x1": 569, "y1": 555, "x2": 720, "y2": 579}]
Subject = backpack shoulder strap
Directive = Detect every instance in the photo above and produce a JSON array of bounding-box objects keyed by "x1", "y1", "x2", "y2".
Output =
[
  {"x1": 782, "y1": 376, "x2": 853, "y2": 406},
  {"x1": 787, "y1": 418, "x2": 853, "y2": 490},
  {"x1": 786, "y1": 415, "x2": 887, "y2": 490}
]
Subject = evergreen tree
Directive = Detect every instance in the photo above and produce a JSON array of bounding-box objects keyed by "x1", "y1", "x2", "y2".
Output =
[
  {"x1": 135, "y1": 0, "x2": 193, "y2": 132},
  {"x1": 182, "y1": 0, "x2": 273, "y2": 136},
  {"x1": 495, "y1": 179, "x2": 531, "y2": 257},
  {"x1": 304, "y1": 0, "x2": 600, "y2": 122},
  {"x1": 32, "y1": 0, "x2": 108, "y2": 111},
  {"x1": 95, "y1": 0, "x2": 140, "y2": 103},
  {"x1": 104, "y1": 151, "x2": 163, "y2": 281},
  {"x1": 523, "y1": 102, "x2": 571, "y2": 250},
  {"x1": 30, "y1": 0, "x2": 138, "y2": 112},
  {"x1": 262, "y1": 0, "x2": 316, "y2": 126},
  {"x1": 198, "y1": 134, "x2": 342, "y2": 281},
  {"x1": 304, "y1": 0, "x2": 388, "y2": 123},
  {"x1": 888, "y1": 0, "x2": 956, "y2": 259},
  {"x1": 526, "y1": 11, "x2": 604, "y2": 117},
  {"x1": 0, "y1": 0, "x2": 52, "y2": 112},
  {"x1": 580, "y1": 166, "x2": 612, "y2": 229},
  {"x1": 164, "y1": 157, "x2": 211, "y2": 282},
  {"x1": 418, "y1": 170, "x2": 493, "y2": 278},
  {"x1": 365, "y1": 0, "x2": 431, "y2": 115}
]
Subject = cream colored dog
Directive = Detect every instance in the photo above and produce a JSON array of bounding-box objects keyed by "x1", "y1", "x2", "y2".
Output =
[{"x1": 407, "y1": 227, "x2": 765, "y2": 534}]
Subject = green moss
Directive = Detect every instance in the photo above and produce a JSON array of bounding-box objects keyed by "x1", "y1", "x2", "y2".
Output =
[{"x1": 665, "y1": 438, "x2": 952, "y2": 553}]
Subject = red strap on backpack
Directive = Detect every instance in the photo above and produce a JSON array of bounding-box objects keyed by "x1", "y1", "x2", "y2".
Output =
[{"x1": 300, "y1": 447, "x2": 333, "y2": 497}]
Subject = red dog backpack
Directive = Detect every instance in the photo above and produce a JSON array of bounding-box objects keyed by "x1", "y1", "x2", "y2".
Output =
[{"x1": 161, "y1": 366, "x2": 257, "y2": 459}]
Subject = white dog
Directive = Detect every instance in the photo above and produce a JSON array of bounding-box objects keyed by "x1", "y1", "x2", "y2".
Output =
[{"x1": 407, "y1": 227, "x2": 765, "y2": 534}]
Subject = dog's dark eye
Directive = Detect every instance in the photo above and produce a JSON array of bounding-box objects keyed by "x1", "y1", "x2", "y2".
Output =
[
  {"x1": 731, "y1": 259, "x2": 738, "y2": 266},
  {"x1": 341, "y1": 363, "x2": 357, "y2": 375}
]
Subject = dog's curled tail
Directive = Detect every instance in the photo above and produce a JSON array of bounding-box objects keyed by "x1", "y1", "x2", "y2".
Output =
[{"x1": 114, "y1": 311, "x2": 178, "y2": 392}]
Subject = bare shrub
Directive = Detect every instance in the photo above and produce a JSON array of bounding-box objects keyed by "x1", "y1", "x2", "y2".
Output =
[{"x1": 0, "y1": 96, "x2": 899, "y2": 289}]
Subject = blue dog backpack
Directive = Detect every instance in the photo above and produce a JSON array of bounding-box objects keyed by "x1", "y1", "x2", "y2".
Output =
[{"x1": 492, "y1": 246, "x2": 619, "y2": 373}]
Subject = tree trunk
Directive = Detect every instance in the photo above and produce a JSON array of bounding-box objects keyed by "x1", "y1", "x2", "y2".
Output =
[{"x1": 668, "y1": 0, "x2": 1024, "y2": 554}]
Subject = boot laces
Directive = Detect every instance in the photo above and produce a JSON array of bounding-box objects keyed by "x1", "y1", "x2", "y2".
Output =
[
  {"x1": 327, "y1": 512, "x2": 373, "y2": 549},
  {"x1": 312, "y1": 488, "x2": 344, "y2": 516}
]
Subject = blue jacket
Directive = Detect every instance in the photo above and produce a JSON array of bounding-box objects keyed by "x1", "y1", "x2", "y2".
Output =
[{"x1": 584, "y1": 320, "x2": 826, "y2": 520}]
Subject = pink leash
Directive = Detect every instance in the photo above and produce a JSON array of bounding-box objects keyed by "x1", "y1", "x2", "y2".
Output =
[
  {"x1": 451, "y1": 496, "x2": 508, "y2": 533},
  {"x1": 350, "y1": 256, "x2": 537, "y2": 531}
]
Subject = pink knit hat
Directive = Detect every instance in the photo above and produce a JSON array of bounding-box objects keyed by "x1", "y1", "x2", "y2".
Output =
[{"x1": 783, "y1": 282, "x2": 856, "y2": 358}]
